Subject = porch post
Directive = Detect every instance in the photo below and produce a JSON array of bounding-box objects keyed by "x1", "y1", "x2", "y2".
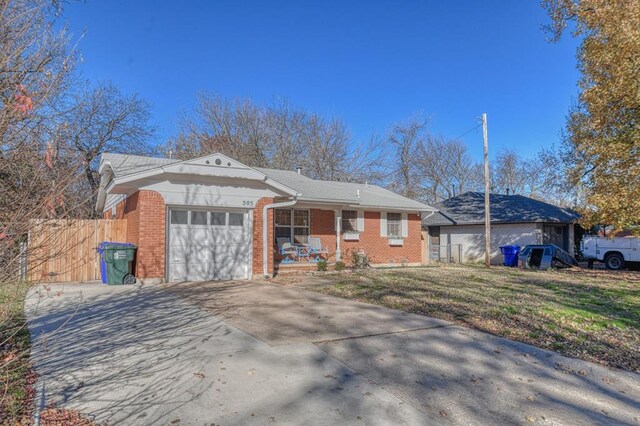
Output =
[{"x1": 335, "y1": 210, "x2": 341, "y2": 261}]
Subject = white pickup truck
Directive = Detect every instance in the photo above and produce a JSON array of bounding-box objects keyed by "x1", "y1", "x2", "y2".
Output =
[{"x1": 581, "y1": 236, "x2": 640, "y2": 270}]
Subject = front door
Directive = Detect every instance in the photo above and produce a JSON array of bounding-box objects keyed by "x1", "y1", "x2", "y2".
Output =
[{"x1": 542, "y1": 225, "x2": 567, "y2": 250}]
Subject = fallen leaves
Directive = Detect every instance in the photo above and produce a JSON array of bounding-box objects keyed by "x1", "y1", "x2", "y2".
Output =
[{"x1": 40, "y1": 405, "x2": 95, "y2": 426}]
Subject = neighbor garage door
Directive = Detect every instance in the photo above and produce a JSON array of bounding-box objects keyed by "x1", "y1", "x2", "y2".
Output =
[{"x1": 168, "y1": 209, "x2": 251, "y2": 281}]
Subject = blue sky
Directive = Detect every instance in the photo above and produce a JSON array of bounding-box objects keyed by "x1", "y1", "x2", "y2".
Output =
[{"x1": 63, "y1": 0, "x2": 580, "y2": 162}]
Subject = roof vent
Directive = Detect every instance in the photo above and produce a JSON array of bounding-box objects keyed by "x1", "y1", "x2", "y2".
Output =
[{"x1": 296, "y1": 166, "x2": 302, "y2": 175}]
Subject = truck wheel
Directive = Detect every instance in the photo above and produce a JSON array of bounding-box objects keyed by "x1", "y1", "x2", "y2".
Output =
[{"x1": 604, "y1": 253, "x2": 625, "y2": 270}]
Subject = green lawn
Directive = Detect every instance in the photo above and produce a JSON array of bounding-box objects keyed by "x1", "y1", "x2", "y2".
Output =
[
  {"x1": 0, "y1": 281, "x2": 35, "y2": 424},
  {"x1": 295, "y1": 265, "x2": 640, "y2": 372}
]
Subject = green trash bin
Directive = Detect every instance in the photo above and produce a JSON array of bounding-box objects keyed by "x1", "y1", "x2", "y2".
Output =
[{"x1": 103, "y1": 244, "x2": 136, "y2": 285}]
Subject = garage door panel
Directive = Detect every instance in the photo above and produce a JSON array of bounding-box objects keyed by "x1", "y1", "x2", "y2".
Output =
[
  {"x1": 170, "y1": 263, "x2": 187, "y2": 281},
  {"x1": 170, "y1": 228, "x2": 190, "y2": 246},
  {"x1": 168, "y1": 209, "x2": 250, "y2": 281},
  {"x1": 193, "y1": 246, "x2": 213, "y2": 262},
  {"x1": 210, "y1": 230, "x2": 245, "y2": 244},
  {"x1": 188, "y1": 263, "x2": 211, "y2": 281},
  {"x1": 181, "y1": 228, "x2": 207, "y2": 242},
  {"x1": 213, "y1": 248, "x2": 248, "y2": 265},
  {"x1": 169, "y1": 244, "x2": 189, "y2": 259}
]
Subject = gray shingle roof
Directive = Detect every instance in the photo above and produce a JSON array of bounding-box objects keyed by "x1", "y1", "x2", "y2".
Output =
[
  {"x1": 100, "y1": 153, "x2": 434, "y2": 211},
  {"x1": 254, "y1": 167, "x2": 433, "y2": 210},
  {"x1": 422, "y1": 211, "x2": 455, "y2": 226},
  {"x1": 422, "y1": 192, "x2": 580, "y2": 226},
  {"x1": 101, "y1": 153, "x2": 179, "y2": 178}
]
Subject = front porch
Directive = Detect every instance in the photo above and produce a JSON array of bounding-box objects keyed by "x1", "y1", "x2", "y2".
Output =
[
  {"x1": 273, "y1": 207, "x2": 340, "y2": 272},
  {"x1": 266, "y1": 204, "x2": 422, "y2": 276}
]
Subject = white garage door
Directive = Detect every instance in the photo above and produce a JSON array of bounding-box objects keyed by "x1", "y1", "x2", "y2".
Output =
[{"x1": 168, "y1": 209, "x2": 251, "y2": 281}]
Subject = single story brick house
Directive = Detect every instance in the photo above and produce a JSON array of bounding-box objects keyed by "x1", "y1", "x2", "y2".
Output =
[
  {"x1": 96, "y1": 153, "x2": 436, "y2": 282},
  {"x1": 422, "y1": 192, "x2": 581, "y2": 264}
]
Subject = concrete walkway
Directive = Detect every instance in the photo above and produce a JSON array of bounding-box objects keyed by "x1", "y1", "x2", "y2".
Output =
[{"x1": 26, "y1": 280, "x2": 640, "y2": 425}]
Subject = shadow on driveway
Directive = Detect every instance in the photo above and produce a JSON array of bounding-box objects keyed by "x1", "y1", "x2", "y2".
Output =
[
  {"x1": 167, "y1": 279, "x2": 640, "y2": 425},
  {"x1": 26, "y1": 283, "x2": 429, "y2": 425}
]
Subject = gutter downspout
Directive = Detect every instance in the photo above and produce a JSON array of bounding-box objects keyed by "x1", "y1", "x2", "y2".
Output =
[
  {"x1": 263, "y1": 195, "x2": 299, "y2": 277},
  {"x1": 422, "y1": 210, "x2": 436, "y2": 221},
  {"x1": 335, "y1": 210, "x2": 342, "y2": 261}
]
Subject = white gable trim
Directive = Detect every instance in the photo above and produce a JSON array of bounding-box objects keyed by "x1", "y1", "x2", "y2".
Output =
[{"x1": 106, "y1": 152, "x2": 299, "y2": 197}]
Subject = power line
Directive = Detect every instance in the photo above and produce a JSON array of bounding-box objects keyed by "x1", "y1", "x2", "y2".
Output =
[{"x1": 453, "y1": 123, "x2": 482, "y2": 141}]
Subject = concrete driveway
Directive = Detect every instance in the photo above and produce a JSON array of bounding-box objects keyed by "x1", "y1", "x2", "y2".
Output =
[{"x1": 26, "y1": 280, "x2": 640, "y2": 425}]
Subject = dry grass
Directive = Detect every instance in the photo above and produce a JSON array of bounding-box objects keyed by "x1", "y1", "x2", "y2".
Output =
[
  {"x1": 0, "y1": 281, "x2": 35, "y2": 425},
  {"x1": 303, "y1": 265, "x2": 640, "y2": 372}
]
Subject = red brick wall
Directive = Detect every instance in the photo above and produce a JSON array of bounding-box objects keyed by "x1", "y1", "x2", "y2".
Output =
[
  {"x1": 341, "y1": 212, "x2": 422, "y2": 265},
  {"x1": 136, "y1": 191, "x2": 166, "y2": 278},
  {"x1": 107, "y1": 191, "x2": 421, "y2": 278},
  {"x1": 253, "y1": 197, "x2": 274, "y2": 276},
  {"x1": 112, "y1": 190, "x2": 166, "y2": 279},
  {"x1": 310, "y1": 209, "x2": 336, "y2": 261},
  {"x1": 122, "y1": 191, "x2": 140, "y2": 246}
]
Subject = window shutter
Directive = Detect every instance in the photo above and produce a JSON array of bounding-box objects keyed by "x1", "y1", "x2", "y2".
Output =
[
  {"x1": 380, "y1": 212, "x2": 387, "y2": 237},
  {"x1": 357, "y1": 210, "x2": 365, "y2": 232},
  {"x1": 401, "y1": 213, "x2": 408, "y2": 237}
]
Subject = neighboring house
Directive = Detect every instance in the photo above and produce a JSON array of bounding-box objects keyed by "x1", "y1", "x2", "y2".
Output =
[
  {"x1": 96, "y1": 153, "x2": 436, "y2": 282},
  {"x1": 422, "y1": 192, "x2": 581, "y2": 264}
]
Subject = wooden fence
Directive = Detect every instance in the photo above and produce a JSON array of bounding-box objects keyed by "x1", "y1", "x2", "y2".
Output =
[{"x1": 28, "y1": 219, "x2": 128, "y2": 283}]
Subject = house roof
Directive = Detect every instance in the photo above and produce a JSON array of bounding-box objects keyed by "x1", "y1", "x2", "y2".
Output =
[
  {"x1": 100, "y1": 153, "x2": 179, "y2": 178},
  {"x1": 98, "y1": 153, "x2": 435, "y2": 212},
  {"x1": 422, "y1": 192, "x2": 580, "y2": 226},
  {"x1": 422, "y1": 211, "x2": 456, "y2": 226},
  {"x1": 254, "y1": 167, "x2": 431, "y2": 211}
]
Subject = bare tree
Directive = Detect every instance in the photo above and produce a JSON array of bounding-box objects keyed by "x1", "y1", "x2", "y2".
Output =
[
  {"x1": 533, "y1": 145, "x2": 582, "y2": 207},
  {"x1": 1, "y1": 0, "x2": 77, "y2": 276},
  {"x1": 387, "y1": 116, "x2": 428, "y2": 199},
  {"x1": 0, "y1": 0, "x2": 73, "y2": 154},
  {"x1": 416, "y1": 135, "x2": 483, "y2": 203},
  {"x1": 490, "y1": 147, "x2": 581, "y2": 207},
  {"x1": 63, "y1": 82, "x2": 155, "y2": 196},
  {"x1": 167, "y1": 94, "x2": 384, "y2": 182},
  {"x1": 492, "y1": 149, "x2": 536, "y2": 195},
  {"x1": 0, "y1": 2, "x2": 94, "y2": 421}
]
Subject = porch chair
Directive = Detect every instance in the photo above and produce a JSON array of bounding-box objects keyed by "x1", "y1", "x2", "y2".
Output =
[
  {"x1": 276, "y1": 237, "x2": 290, "y2": 251},
  {"x1": 307, "y1": 237, "x2": 329, "y2": 262},
  {"x1": 277, "y1": 238, "x2": 297, "y2": 263}
]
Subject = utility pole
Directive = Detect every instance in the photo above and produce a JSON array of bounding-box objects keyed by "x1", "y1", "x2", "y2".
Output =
[{"x1": 482, "y1": 113, "x2": 491, "y2": 268}]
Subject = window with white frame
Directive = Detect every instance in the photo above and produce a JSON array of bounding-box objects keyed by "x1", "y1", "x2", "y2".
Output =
[
  {"x1": 341, "y1": 210, "x2": 357, "y2": 232},
  {"x1": 387, "y1": 212, "x2": 402, "y2": 237},
  {"x1": 275, "y1": 208, "x2": 310, "y2": 244}
]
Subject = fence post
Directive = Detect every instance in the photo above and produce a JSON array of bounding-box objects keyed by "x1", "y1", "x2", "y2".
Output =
[{"x1": 18, "y1": 240, "x2": 28, "y2": 280}]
